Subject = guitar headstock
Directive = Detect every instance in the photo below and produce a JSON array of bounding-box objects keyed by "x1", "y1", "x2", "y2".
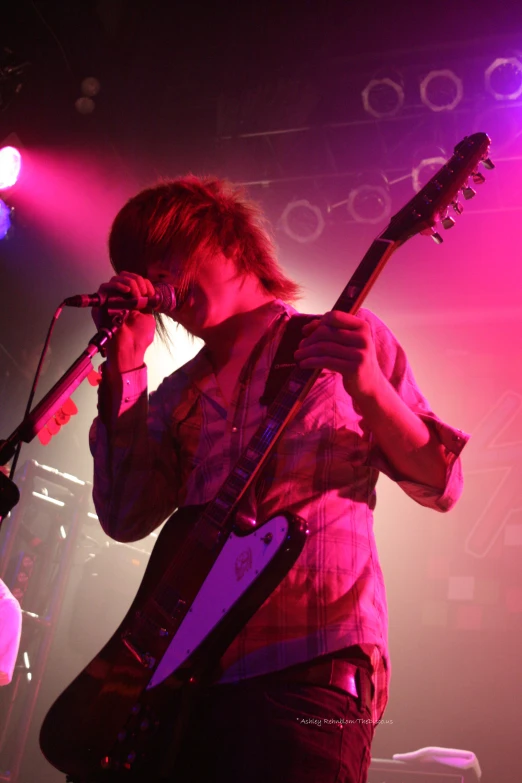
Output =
[{"x1": 384, "y1": 132, "x2": 493, "y2": 244}]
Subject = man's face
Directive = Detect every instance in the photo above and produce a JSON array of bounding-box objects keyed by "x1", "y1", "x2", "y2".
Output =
[{"x1": 147, "y1": 250, "x2": 243, "y2": 338}]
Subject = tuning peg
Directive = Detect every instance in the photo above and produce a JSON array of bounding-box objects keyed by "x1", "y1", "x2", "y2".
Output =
[
  {"x1": 462, "y1": 185, "x2": 476, "y2": 200},
  {"x1": 421, "y1": 226, "x2": 443, "y2": 244},
  {"x1": 452, "y1": 200, "x2": 463, "y2": 215},
  {"x1": 441, "y1": 215, "x2": 456, "y2": 229},
  {"x1": 472, "y1": 170, "x2": 486, "y2": 185},
  {"x1": 483, "y1": 157, "x2": 495, "y2": 170}
]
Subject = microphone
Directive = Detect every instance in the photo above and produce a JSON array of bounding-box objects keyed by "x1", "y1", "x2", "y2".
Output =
[{"x1": 63, "y1": 282, "x2": 177, "y2": 315}]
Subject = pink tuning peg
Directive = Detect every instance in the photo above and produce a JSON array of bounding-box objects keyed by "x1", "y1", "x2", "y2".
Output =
[{"x1": 421, "y1": 226, "x2": 443, "y2": 244}]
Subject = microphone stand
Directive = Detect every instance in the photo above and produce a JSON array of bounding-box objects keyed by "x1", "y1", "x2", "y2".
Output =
[{"x1": 0, "y1": 310, "x2": 126, "y2": 518}]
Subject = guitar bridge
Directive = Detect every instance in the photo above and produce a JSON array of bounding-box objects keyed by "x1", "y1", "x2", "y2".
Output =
[{"x1": 121, "y1": 632, "x2": 156, "y2": 669}]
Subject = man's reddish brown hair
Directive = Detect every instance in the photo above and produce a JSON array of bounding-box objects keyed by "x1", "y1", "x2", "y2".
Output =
[{"x1": 109, "y1": 175, "x2": 301, "y2": 306}]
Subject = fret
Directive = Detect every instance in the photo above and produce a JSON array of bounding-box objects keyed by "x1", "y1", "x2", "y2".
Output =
[
  {"x1": 227, "y1": 474, "x2": 245, "y2": 490},
  {"x1": 257, "y1": 428, "x2": 277, "y2": 449},
  {"x1": 288, "y1": 379, "x2": 303, "y2": 394},
  {"x1": 235, "y1": 459, "x2": 254, "y2": 476},
  {"x1": 215, "y1": 488, "x2": 236, "y2": 506},
  {"x1": 201, "y1": 501, "x2": 229, "y2": 522}
]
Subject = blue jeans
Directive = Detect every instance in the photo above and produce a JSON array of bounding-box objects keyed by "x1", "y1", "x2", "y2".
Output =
[{"x1": 173, "y1": 666, "x2": 374, "y2": 783}]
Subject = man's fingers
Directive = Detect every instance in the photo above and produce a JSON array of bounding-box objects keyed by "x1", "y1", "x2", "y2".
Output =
[
  {"x1": 323, "y1": 310, "x2": 365, "y2": 328},
  {"x1": 98, "y1": 272, "x2": 154, "y2": 299},
  {"x1": 299, "y1": 326, "x2": 367, "y2": 351},
  {"x1": 295, "y1": 341, "x2": 364, "y2": 364},
  {"x1": 301, "y1": 319, "x2": 320, "y2": 336}
]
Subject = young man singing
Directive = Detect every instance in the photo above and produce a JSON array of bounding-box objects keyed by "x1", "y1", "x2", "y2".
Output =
[{"x1": 90, "y1": 175, "x2": 467, "y2": 783}]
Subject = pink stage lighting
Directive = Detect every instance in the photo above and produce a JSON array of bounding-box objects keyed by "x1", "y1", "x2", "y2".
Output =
[{"x1": 0, "y1": 146, "x2": 22, "y2": 189}]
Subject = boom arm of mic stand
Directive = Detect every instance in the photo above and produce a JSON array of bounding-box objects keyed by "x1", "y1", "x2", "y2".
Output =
[{"x1": 0, "y1": 315, "x2": 125, "y2": 514}]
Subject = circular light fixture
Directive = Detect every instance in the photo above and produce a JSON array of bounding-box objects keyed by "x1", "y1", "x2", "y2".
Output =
[
  {"x1": 362, "y1": 77, "x2": 404, "y2": 118},
  {"x1": 485, "y1": 57, "x2": 522, "y2": 100},
  {"x1": 280, "y1": 199, "x2": 325, "y2": 244},
  {"x1": 347, "y1": 184, "x2": 391, "y2": 224},
  {"x1": 0, "y1": 146, "x2": 22, "y2": 189},
  {"x1": 419, "y1": 69, "x2": 463, "y2": 112},
  {"x1": 412, "y1": 155, "x2": 447, "y2": 193}
]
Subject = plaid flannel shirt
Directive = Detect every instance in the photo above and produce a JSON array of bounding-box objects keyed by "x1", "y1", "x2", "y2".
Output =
[{"x1": 90, "y1": 300, "x2": 468, "y2": 723}]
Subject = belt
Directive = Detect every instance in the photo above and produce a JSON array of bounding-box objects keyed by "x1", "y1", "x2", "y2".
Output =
[{"x1": 260, "y1": 658, "x2": 373, "y2": 713}]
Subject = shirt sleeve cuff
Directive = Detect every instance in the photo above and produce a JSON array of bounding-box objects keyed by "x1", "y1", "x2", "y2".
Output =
[
  {"x1": 117, "y1": 365, "x2": 148, "y2": 415},
  {"x1": 371, "y1": 415, "x2": 470, "y2": 512},
  {"x1": 96, "y1": 363, "x2": 149, "y2": 447}
]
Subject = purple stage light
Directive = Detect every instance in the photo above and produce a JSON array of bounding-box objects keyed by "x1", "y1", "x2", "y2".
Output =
[
  {"x1": 0, "y1": 146, "x2": 22, "y2": 189},
  {"x1": 485, "y1": 57, "x2": 522, "y2": 100},
  {"x1": 0, "y1": 199, "x2": 12, "y2": 239}
]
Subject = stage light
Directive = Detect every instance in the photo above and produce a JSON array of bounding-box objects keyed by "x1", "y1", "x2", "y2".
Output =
[
  {"x1": 362, "y1": 76, "x2": 404, "y2": 118},
  {"x1": 412, "y1": 154, "x2": 447, "y2": 192},
  {"x1": 0, "y1": 145, "x2": 22, "y2": 189},
  {"x1": 0, "y1": 199, "x2": 12, "y2": 239},
  {"x1": 485, "y1": 57, "x2": 522, "y2": 100},
  {"x1": 420, "y1": 69, "x2": 463, "y2": 112},
  {"x1": 347, "y1": 183, "x2": 391, "y2": 225},
  {"x1": 280, "y1": 199, "x2": 324, "y2": 243}
]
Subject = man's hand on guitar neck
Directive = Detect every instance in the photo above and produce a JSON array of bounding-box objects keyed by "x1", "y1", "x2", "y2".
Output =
[
  {"x1": 294, "y1": 310, "x2": 383, "y2": 402},
  {"x1": 294, "y1": 310, "x2": 448, "y2": 492}
]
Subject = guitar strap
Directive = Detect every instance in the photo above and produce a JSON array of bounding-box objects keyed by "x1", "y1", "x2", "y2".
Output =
[{"x1": 259, "y1": 313, "x2": 315, "y2": 407}]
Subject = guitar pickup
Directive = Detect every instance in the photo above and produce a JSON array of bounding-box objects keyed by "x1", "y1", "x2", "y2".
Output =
[
  {"x1": 121, "y1": 632, "x2": 156, "y2": 669},
  {"x1": 154, "y1": 584, "x2": 188, "y2": 620}
]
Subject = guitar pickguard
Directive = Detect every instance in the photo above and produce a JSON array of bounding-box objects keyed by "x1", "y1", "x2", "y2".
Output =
[{"x1": 147, "y1": 514, "x2": 289, "y2": 688}]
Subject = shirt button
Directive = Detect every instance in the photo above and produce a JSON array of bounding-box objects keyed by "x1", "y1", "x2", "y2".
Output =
[{"x1": 231, "y1": 426, "x2": 238, "y2": 433}]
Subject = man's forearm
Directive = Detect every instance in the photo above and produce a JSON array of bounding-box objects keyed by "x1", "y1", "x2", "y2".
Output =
[{"x1": 353, "y1": 377, "x2": 448, "y2": 490}]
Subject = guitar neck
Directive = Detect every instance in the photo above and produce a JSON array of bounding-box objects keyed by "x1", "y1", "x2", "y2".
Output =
[
  {"x1": 197, "y1": 132, "x2": 493, "y2": 537},
  {"x1": 198, "y1": 234, "x2": 400, "y2": 536}
]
